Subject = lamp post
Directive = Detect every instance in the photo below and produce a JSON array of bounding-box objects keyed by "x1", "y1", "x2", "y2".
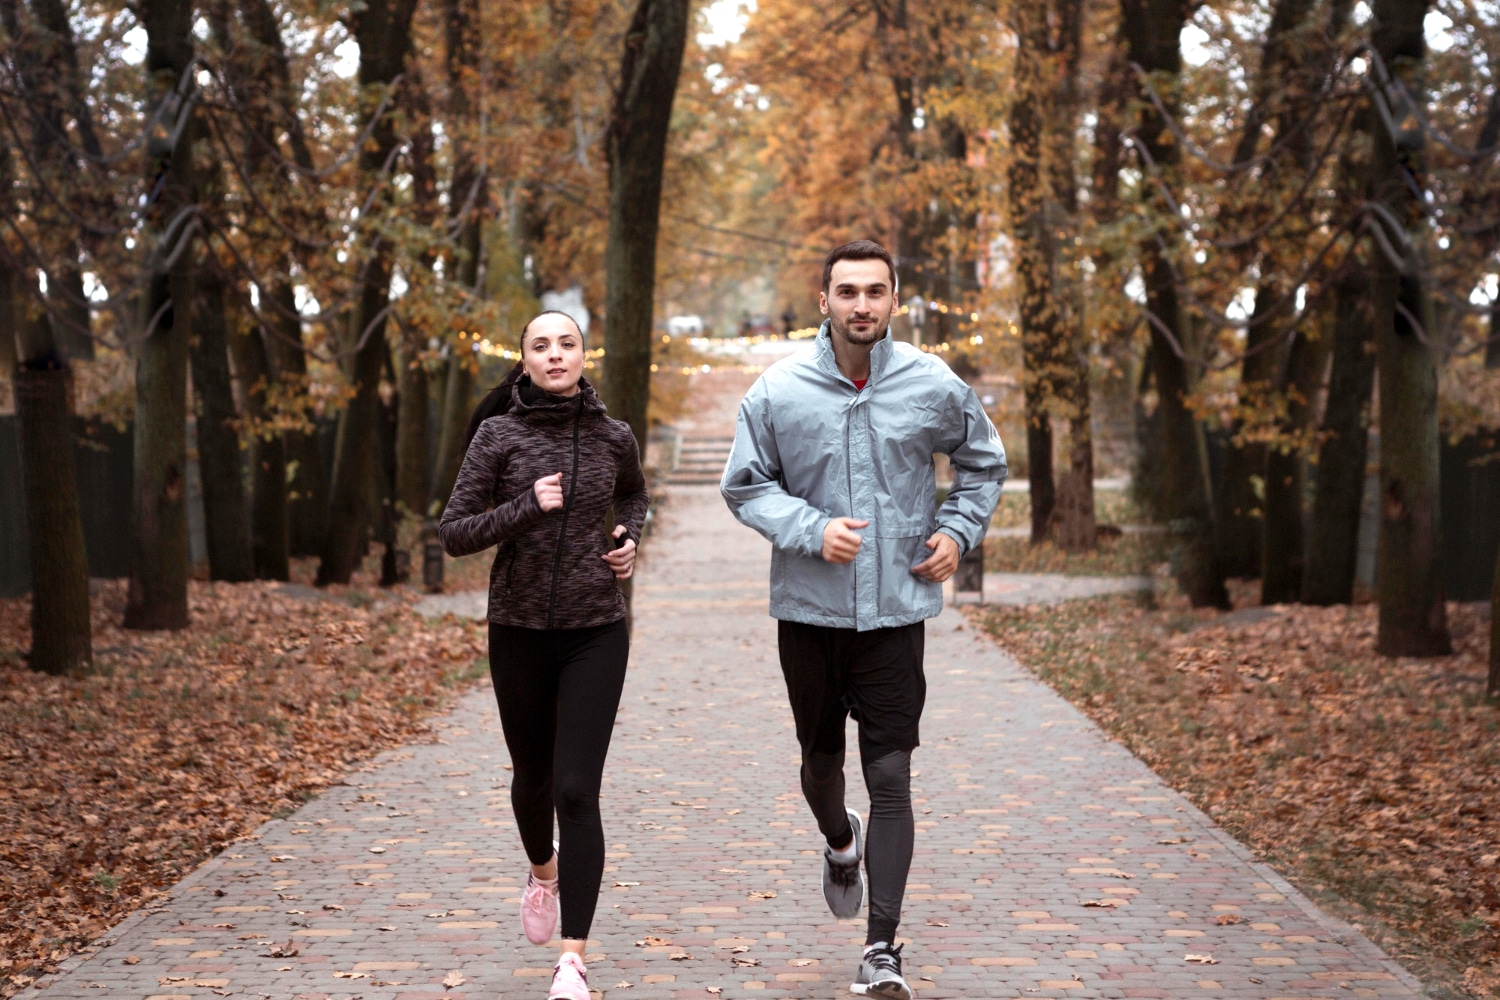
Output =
[{"x1": 905, "y1": 294, "x2": 926, "y2": 347}]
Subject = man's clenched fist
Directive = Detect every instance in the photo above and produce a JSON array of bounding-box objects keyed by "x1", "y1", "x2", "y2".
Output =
[{"x1": 821, "y1": 517, "x2": 868, "y2": 564}]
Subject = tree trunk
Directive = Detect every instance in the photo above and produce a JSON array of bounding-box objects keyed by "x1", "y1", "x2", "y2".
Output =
[
  {"x1": 14, "y1": 369, "x2": 93, "y2": 673},
  {"x1": 0, "y1": 0, "x2": 92, "y2": 673},
  {"x1": 124, "y1": 0, "x2": 195, "y2": 631},
  {"x1": 9, "y1": 263, "x2": 91, "y2": 674},
  {"x1": 395, "y1": 346, "x2": 429, "y2": 516},
  {"x1": 211, "y1": 0, "x2": 319, "y2": 563},
  {"x1": 267, "y1": 286, "x2": 328, "y2": 557},
  {"x1": 1370, "y1": 0, "x2": 1450, "y2": 656},
  {"x1": 429, "y1": 353, "x2": 476, "y2": 512},
  {"x1": 1215, "y1": 281, "x2": 1280, "y2": 580},
  {"x1": 1489, "y1": 301, "x2": 1499, "y2": 370},
  {"x1": 188, "y1": 267, "x2": 254, "y2": 581},
  {"x1": 1007, "y1": 0, "x2": 1058, "y2": 543},
  {"x1": 1489, "y1": 551, "x2": 1499, "y2": 698},
  {"x1": 1303, "y1": 268, "x2": 1377, "y2": 604},
  {"x1": 1121, "y1": 0, "x2": 1228, "y2": 608},
  {"x1": 317, "y1": 0, "x2": 418, "y2": 585},
  {"x1": 225, "y1": 301, "x2": 289, "y2": 580},
  {"x1": 49, "y1": 264, "x2": 94, "y2": 361},
  {"x1": 426, "y1": 0, "x2": 487, "y2": 515},
  {"x1": 1047, "y1": 0, "x2": 1092, "y2": 553},
  {"x1": 601, "y1": 0, "x2": 690, "y2": 452},
  {"x1": 1261, "y1": 325, "x2": 1331, "y2": 603},
  {"x1": 394, "y1": 67, "x2": 438, "y2": 519}
]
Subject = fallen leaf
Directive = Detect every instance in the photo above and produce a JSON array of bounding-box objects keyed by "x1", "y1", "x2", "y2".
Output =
[
  {"x1": 1081, "y1": 899, "x2": 1125, "y2": 908},
  {"x1": 613, "y1": 982, "x2": 633, "y2": 989},
  {"x1": 443, "y1": 970, "x2": 466, "y2": 987},
  {"x1": 333, "y1": 971, "x2": 369, "y2": 979},
  {"x1": 1184, "y1": 954, "x2": 1218, "y2": 965},
  {"x1": 669, "y1": 952, "x2": 692, "y2": 961},
  {"x1": 614, "y1": 881, "x2": 641, "y2": 887},
  {"x1": 748, "y1": 890, "x2": 777, "y2": 900},
  {"x1": 1214, "y1": 913, "x2": 1242, "y2": 925},
  {"x1": 322, "y1": 904, "x2": 345, "y2": 911},
  {"x1": 122, "y1": 957, "x2": 139, "y2": 966},
  {"x1": 368, "y1": 846, "x2": 386, "y2": 854},
  {"x1": 635, "y1": 936, "x2": 671, "y2": 947}
]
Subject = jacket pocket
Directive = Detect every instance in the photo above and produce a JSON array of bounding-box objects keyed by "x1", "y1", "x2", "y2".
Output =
[
  {"x1": 876, "y1": 534, "x2": 942, "y2": 618},
  {"x1": 502, "y1": 543, "x2": 518, "y2": 593}
]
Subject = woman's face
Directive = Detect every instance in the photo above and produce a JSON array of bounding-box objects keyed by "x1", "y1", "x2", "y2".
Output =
[{"x1": 521, "y1": 314, "x2": 585, "y2": 397}]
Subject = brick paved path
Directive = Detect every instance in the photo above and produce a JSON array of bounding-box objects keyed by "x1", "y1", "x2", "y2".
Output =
[{"x1": 38, "y1": 362, "x2": 1424, "y2": 1000}]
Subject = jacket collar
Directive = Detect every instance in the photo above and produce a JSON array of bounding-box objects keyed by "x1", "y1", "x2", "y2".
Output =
[
  {"x1": 510, "y1": 374, "x2": 607, "y2": 428},
  {"x1": 814, "y1": 319, "x2": 894, "y2": 388}
]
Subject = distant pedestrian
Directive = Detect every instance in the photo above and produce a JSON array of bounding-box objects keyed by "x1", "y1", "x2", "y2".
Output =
[
  {"x1": 441, "y1": 310, "x2": 648, "y2": 1000},
  {"x1": 721, "y1": 241, "x2": 1007, "y2": 1000}
]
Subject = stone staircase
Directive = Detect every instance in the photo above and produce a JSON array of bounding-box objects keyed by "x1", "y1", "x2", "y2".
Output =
[{"x1": 665, "y1": 434, "x2": 735, "y2": 486}]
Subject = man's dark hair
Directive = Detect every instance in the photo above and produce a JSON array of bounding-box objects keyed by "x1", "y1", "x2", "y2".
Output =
[{"x1": 822, "y1": 240, "x2": 897, "y2": 292}]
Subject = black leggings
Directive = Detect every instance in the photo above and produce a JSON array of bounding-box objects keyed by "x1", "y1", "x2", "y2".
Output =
[{"x1": 489, "y1": 620, "x2": 629, "y2": 940}]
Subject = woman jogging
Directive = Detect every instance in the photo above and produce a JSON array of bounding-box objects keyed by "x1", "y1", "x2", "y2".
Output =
[{"x1": 440, "y1": 310, "x2": 649, "y2": 1000}]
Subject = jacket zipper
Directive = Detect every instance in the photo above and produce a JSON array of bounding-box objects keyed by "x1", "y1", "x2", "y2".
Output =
[
  {"x1": 845, "y1": 396, "x2": 858, "y2": 627},
  {"x1": 546, "y1": 402, "x2": 583, "y2": 628}
]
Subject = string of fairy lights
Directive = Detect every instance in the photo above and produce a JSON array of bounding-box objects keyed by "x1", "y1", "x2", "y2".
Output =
[{"x1": 452, "y1": 298, "x2": 1015, "y2": 374}]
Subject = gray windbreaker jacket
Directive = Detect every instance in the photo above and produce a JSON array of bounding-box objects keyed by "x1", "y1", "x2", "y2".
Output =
[{"x1": 721, "y1": 322, "x2": 1007, "y2": 630}]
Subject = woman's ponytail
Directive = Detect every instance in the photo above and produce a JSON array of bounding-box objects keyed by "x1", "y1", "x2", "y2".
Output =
[{"x1": 463, "y1": 360, "x2": 525, "y2": 452}]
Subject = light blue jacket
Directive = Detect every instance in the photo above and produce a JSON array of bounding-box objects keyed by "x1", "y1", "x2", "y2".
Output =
[{"x1": 721, "y1": 322, "x2": 1007, "y2": 630}]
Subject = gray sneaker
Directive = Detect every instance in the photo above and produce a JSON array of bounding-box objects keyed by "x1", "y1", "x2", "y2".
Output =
[
  {"x1": 821, "y1": 807, "x2": 866, "y2": 919},
  {"x1": 851, "y1": 942, "x2": 912, "y2": 1000}
]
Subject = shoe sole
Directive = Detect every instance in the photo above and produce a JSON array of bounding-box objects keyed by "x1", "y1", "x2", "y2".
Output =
[{"x1": 850, "y1": 981, "x2": 913, "y2": 1000}]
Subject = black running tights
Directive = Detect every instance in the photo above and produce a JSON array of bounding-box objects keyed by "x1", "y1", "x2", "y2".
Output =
[
  {"x1": 803, "y1": 745, "x2": 914, "y2": 946},
  {"x1": 489, "y1": 620, "x2": 629, "y2": 940}
]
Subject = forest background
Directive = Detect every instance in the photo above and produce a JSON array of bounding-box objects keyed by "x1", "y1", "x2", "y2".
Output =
[{"x1": 1, "y1": 0, "x2": 1499, "y2": 993}]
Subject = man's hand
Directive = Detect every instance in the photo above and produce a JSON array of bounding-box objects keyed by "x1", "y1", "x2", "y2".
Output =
[
  {"x1": 602, "y1": 525, "x2": 636, "y2": 579},
  {"x1": 533, "y1": 472, "x2": 564, "y2": 511},
  {"x1": 821, "y1": 517, "x2": 868, "y2": 564},
  {"x1": 912, "y1": 531, "x2": 960, "y2": 582}
]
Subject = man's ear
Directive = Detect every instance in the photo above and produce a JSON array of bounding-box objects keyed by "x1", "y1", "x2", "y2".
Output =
[{"x1": 818, "y1": 291, "x2": 830, "y2": 315}]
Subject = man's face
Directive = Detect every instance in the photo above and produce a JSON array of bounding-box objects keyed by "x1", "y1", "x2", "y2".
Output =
[{"x1": 820, "y1": 258, "x2": 894, "y2": 347}]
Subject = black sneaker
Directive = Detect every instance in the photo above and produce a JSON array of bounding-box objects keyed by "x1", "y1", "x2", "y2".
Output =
[
  {"x1": 821, "y1": 807, "x2": 866, "y2": 919},
  {"x1": 852, "y1": 941, "x2": 912, "y2": 1000}
]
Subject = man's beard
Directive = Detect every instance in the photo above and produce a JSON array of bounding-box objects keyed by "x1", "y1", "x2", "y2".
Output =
[{"x1": 830, "y1": 310, "x2": 890, "y2": 346}]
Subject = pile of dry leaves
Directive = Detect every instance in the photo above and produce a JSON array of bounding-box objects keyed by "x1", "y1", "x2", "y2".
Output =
[
  {"x1": 973, "y1": 592, "x2": 1499, "y2": 997},
  {"x1": 0, "y1": 576, "x2": 486, "y2": 995}
]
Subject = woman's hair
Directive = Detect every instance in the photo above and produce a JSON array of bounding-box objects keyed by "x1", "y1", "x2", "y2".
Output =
[
  {"x1": 519, "y1": 309, "x2": 584, "y2": 346},
  {"x1": 461, "y1": 311, "x2": 586, "y2": 451}
]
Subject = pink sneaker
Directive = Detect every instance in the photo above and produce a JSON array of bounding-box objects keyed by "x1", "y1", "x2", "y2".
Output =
[
  {"x1": 546, "y1": 952, "x2": 589, "y2": 1000},
  {"x1": 521, "y1": 872, "x2": 559, "y2": 945}
]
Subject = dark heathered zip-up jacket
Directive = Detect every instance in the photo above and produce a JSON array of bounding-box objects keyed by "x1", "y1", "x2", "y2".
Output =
[{"x1": 439, "y1": 375, "x2": 649, "y2": 630}]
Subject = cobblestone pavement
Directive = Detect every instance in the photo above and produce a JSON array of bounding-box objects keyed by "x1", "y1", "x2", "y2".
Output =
[{"x1": 37, "y1": 364, "x2": 1424, "y2": 1000}]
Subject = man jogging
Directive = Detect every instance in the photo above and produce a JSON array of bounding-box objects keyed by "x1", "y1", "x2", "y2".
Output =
[{"x1": 721, "y1": 240, "x2": 1007, "y2": 999}]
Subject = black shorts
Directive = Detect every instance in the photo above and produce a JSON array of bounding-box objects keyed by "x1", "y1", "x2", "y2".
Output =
[{"x1": 776, "y1": 619, "x2": 926, "y2": 759}]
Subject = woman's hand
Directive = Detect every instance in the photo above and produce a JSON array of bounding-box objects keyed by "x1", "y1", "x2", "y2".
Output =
[
  {"x1": 533, "y1": 472, "x2": 564, "y2": 511},
  {"x1": 602, "y1": 525, "x2": 636, "y2": 579}
]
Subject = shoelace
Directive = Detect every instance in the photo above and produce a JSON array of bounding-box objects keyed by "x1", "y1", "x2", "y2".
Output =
[
  {"x1": 827, "y1": 849, "x2": 861, "y2": 886},
  {"x1": 865, "y1": 943, "x2": 903, "y2": 976}
]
